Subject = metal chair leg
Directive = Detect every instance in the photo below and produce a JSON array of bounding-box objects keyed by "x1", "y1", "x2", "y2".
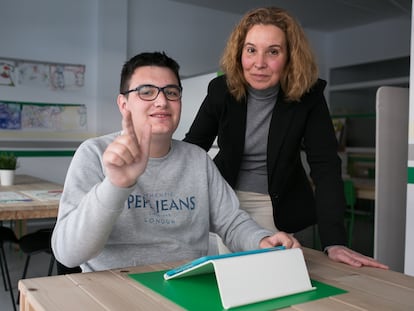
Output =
[
  {"x1": 21, "y1": 255, "x2": 31, "y2": 280},
  {"x1": 47, "y1": 254, "x2": 55, "y2": 276},
  {"x1": 0, "y1": 249, "x2": 8, "y2": 290},
  {"x1": 0, "y1": 246, "x2": 17, "y2": 311}
]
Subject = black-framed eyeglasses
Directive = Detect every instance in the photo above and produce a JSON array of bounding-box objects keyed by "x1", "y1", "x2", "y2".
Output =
[{"x1": 121, "y1": 84, "x2": 182, "y2": 101}]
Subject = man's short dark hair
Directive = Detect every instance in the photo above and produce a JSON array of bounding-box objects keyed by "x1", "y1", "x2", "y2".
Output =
[{"x1": 119, "y1": 51, "x2": 181, "y2": 94}]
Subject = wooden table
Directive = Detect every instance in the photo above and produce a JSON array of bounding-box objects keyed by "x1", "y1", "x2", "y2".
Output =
[
  {"x1": 0, "y1": 174, "x2": 62, "y2": 220},
  {"x1": 18, "y1": 247, "x2": 414, "y2": 310}
]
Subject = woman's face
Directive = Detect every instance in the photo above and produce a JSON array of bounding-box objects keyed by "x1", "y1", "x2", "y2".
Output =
[{"x1": 241, "y1": 24, "x2": 288, "y2": 90}]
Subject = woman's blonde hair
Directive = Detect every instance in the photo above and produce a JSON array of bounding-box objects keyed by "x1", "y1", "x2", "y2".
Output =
[{"x1": 220, "y1": 7, "x2": 318, "y2": 102}]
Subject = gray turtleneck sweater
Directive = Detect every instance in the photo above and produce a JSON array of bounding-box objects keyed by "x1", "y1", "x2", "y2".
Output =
[{"x1": 235, "y1": 85, "x2": 279, "y2": 194}]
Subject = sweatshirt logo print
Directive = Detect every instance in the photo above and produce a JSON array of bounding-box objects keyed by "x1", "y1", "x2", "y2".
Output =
[{"x1": 127, "y1": 193, "x2": 196, "y2": 213}]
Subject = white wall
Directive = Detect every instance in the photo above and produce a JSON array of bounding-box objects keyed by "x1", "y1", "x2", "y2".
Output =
[
  {"x1": 16, "y1": 157, "x2": 72, "y2": 184},
  {"x1": 174, "y1": 72, "x2": 217, "y2": 140},
  {"x1": 305, "y1": 30, "x2": 330, "y2": 79},
  {"x1": 0, "y1": 0, "x2": 100, "y2": 132},
  {"x1": 326, "y1": 17, "x2": 411, "y2": 67},
  {"x1": 127, "y1": 0, "x2": 241, "y2": 78},
  {"x1": 96, "y1": 0, "x2": 128, "y2": 135}
]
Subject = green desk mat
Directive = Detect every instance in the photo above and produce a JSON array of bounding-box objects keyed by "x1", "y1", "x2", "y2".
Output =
[{"x1": 129, "y1": 270, "x2": 347, "y2": 310}]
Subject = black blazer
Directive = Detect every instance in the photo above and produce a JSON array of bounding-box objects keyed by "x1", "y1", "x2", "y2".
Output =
[{"x1": 184, "y1": 75, "x2": 347, "y2": 248}]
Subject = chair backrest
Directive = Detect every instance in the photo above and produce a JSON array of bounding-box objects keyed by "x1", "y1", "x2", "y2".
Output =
[
  {"x1": 56, "y1": 261, "x2": 82, "y2": 275},
  {"x1": 19, "y1": 228, "x2": 53, "y2": 254},
  {"x1": 343, "y1": 179, "x2": 356, "y2": 207},
  {"x1": 0, "y1": 226, "x2": 19, "y2": 244}
]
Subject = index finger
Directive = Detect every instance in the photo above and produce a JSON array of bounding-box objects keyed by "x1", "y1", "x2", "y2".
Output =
[{"x1": 121, "y1": 109, "x2": 137, "y2": 140}]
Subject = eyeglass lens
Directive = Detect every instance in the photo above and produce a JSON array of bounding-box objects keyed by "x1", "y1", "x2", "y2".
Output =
[{"x1": 137, "y1": 85, "x2": 181, "y2": 101}]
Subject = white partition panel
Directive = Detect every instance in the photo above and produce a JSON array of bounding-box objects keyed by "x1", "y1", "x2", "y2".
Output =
[
  {"x1": 173, "y1": 72, "x2": 217, "y2": 141},
  {"x1": 375, "y1": 86, "x2": 409, "y2": 272}
]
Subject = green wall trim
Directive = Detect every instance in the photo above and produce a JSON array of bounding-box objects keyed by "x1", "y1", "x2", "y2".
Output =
[
  {"x1": 408, "y1": 167, "x2": 414, "y2": 184},
  {"x1": 2, "y1": 150, "x2": 75, "y2": 157}
]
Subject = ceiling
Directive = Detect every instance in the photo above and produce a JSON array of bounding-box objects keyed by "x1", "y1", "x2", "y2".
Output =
[{"x1": 170, "y1": 0, "x2": 411, "y2": 31}]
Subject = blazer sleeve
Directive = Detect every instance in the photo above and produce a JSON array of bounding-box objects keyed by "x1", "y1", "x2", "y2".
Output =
[{"x1": 303, "y1": 80, "x2": 347, "y2": 248}]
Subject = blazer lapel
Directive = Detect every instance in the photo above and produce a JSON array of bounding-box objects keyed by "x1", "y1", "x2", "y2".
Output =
[
  {"x1": 267, "y1": 95, "x2": 297, "y2": 177},
  {"x1": 228, "y1": 96, "x2": 248, "y2": 153}
]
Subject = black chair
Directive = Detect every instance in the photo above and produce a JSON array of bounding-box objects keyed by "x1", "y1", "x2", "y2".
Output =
[
  {"x1": 19, "y1": 227, "x2": 81, "y2": 276},
  {"x1": 16, "y1": 228, "x2": 56, "y2": 304},
  {"x1": 18, "y1": 228, "x2": 56, "y2": 280},
  {"x1": 19, "y1": 227, "x2": 81, "y2": 275},
  {"x1": 2, "y1": 224, "x2": 82, "y2": 308},
  {"x1": 2, "y1": 226, "x2": 54, "y2": 309},
  {"x1": 17, "y1": 227, "x2": 82, "y2": 303},
  {"x1": 56, "y1": 260, "x2": 81, "y2": 275},
  {"x1": 0, "y1": 226, "x2": 19, "y2": 311}
]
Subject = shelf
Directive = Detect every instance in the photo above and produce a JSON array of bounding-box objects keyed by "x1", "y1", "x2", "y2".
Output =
[
  {"x1": 346, "y1": 147, "x2": 375, "y2": 154},
  {"x1": 328, "y1": 56, "x2": 409, "y2": 151},
  {"x1": 329, "y1": 76, "x2": 409, "y2": 92},
  {"x1": 330, "y1": 56, "x2": 410, "y2": 86}
]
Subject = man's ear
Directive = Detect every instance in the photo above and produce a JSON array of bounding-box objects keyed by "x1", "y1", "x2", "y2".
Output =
[{"x1": 117, "y1": 94, "x2": 128, "y2": 112}]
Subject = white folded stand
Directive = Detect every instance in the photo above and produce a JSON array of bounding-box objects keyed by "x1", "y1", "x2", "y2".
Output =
[{"x1": 165, "y1": 248, "x2": 315, "y2": 309}]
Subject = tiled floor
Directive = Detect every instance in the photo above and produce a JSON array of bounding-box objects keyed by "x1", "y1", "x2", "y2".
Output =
[{"x1": 1, "y1": 215, "x2": 374, "y2": 311}]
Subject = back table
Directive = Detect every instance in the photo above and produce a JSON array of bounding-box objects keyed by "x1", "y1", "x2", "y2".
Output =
[{"x1": 0, "y1": 174, "x2": 62, "y2": 221}]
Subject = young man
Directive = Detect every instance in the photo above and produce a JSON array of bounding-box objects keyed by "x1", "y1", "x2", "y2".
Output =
[{"x1": 51, "y1": 52, "x2": 300, "y2": 272}]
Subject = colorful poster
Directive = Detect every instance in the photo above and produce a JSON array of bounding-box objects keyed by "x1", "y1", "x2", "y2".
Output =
[
  {"x1": 18, "y1": 62, "x2": 50, "y2": 87},
  {"x1": 0, "y1": 57, "x2": 85, "y2": 90},
  {"x1": 0, "y1": 101, "x2": 87, "y2": 132},
  {"x1": 0, "y1": 102, "x2": 21, "y2": 129},
  {"x1": 49, "y1": 64, "x2": 85, "y2": 90},
  {"x1": 21, "y1": 104, "x2": 87, "y2": 131},
  {"x1": 0, "y1": 60, "x2": 17, "y2": 86}
]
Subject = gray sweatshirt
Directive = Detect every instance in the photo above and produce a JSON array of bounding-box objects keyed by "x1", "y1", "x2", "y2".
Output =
[{"x1": 52, "y1": 132, "x2": 273, "y2": 272}]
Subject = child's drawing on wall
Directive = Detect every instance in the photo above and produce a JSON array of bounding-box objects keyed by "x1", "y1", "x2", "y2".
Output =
[
  {"x1": 0, "y1": 102, "x2": 21, "y2": 129},
  {"x1": 0, "y1": 61, "x2": 16, "y2": 86}
]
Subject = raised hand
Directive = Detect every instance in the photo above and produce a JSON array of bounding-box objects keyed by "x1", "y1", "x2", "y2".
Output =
[{"x1": 103, "y1": 109, "x2": 151, "y2": 188}]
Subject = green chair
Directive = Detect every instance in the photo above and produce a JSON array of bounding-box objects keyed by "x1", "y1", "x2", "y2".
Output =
[{"x1": 344, "y1": 179, "x2": 357, "y2": 248}]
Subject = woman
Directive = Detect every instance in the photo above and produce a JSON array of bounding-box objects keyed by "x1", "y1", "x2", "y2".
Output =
[{"x1": 184, "y1": 7, "x2": 387, "y2": 269}]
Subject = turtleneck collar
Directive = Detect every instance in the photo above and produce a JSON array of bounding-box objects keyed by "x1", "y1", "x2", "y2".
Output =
[{"x1": 247, "y1": 84, "x2": 280, "y2": 100}]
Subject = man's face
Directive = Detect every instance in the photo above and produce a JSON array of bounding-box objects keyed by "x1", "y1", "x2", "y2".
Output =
[{"x1": 118, "y1": 66, "x2": 181, "y2": 141}]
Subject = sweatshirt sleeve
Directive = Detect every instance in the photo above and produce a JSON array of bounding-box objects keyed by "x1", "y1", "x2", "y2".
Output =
[
  {"x1": 206, "y1": 157, "x2": 274, "y2": 251},
  {"x1": 51, "y1": 136, "x2": 134, "y2": 267}
]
